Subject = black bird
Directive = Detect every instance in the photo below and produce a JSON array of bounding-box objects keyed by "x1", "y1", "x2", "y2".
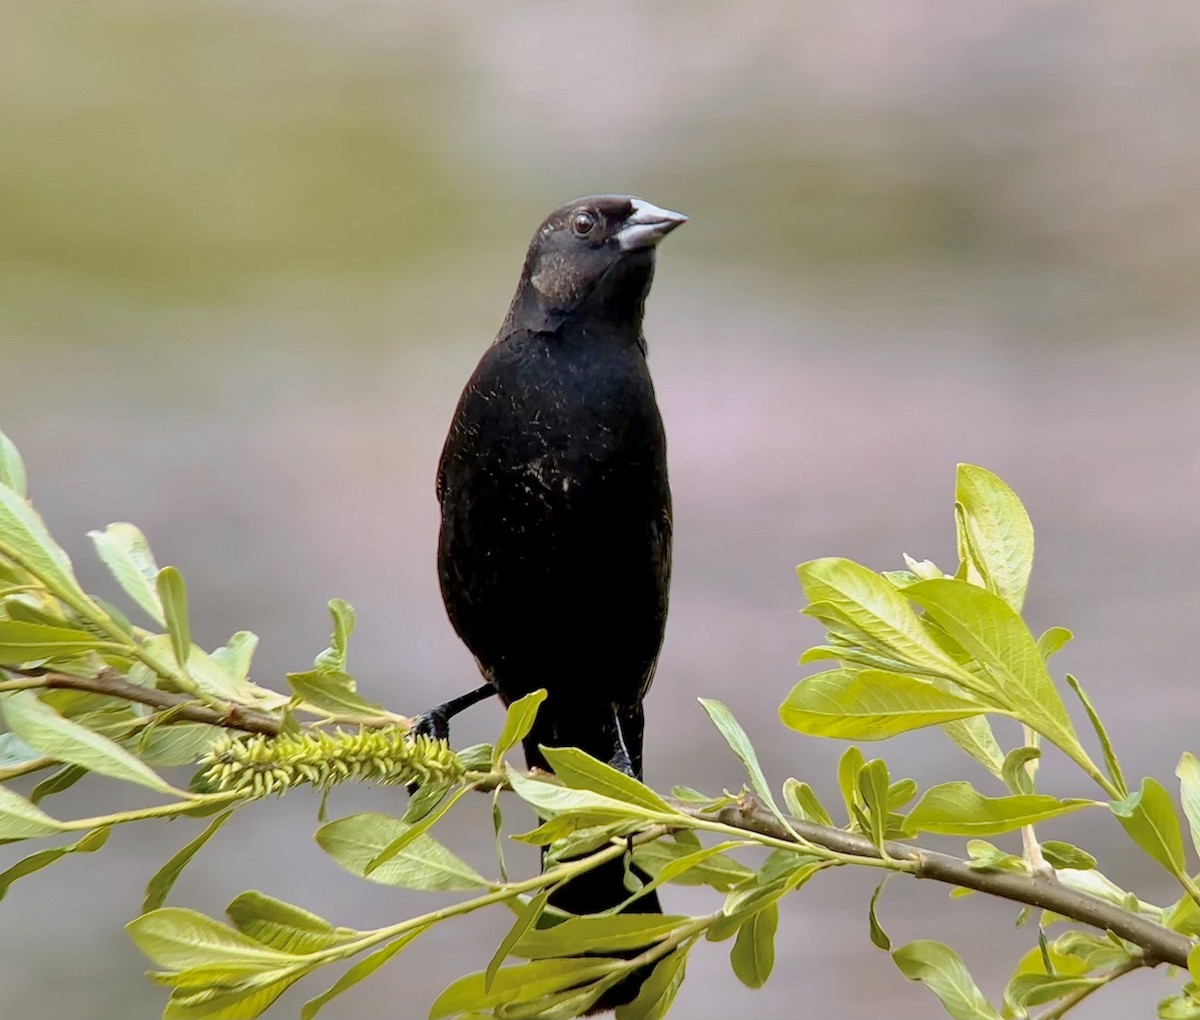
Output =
[{"x1": 418, "y1": 195, "x2": 684, "y2": 1009}]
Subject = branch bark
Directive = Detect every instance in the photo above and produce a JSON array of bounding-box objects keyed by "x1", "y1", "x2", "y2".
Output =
[
  {"x1": 692, "y1": 797, "x2": 1191, "y2": 969},
  {"x1": 0, "y1": 669, "x2": 283, "y2": 735}
]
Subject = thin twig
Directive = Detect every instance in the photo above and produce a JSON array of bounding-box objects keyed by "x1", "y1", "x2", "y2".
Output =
[
  {"x1": 690, "y1": 797, "x2": 1190, "y2": 969},
  {"x1": 0, "y1": 669, "x2": 282, "y2": 735}
]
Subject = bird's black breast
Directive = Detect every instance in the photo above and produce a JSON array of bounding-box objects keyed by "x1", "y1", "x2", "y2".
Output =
[{"x1": 437, "y1": 327, "x2": 671, "y2": 711}]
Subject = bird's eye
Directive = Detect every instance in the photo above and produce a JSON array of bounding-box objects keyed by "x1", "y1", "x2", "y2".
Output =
[{"x1": 572, "y1": 211, "x2": 597, "y2": 236}]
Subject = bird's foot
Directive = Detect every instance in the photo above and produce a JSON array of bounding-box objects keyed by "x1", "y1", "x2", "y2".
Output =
[
  {"x1": 409, "y1": 706, "x2": 451, "y2": 743},
  {"x1": 607, "y1": 744, "x2": 635, "y2": 779},
  {"x1": 406, "y1": 708, "x2": 452, "y2": 797}
]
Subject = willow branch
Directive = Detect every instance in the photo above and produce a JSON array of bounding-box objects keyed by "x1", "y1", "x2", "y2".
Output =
[
  {"x1": 689, "y1": 797, "x2": 1191, "y2": 969},
  {"x1": 0, "y1": 669, "x2": 283, "y2": 735}
]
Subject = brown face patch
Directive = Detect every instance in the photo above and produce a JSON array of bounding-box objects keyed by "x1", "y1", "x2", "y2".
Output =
[{"x1": 530, "y1": 250, "x2": 583, "y2": 306}]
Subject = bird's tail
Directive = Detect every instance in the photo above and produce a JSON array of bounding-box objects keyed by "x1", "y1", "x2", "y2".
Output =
[{"x1": 522, "y1": 702, "x2": 661, "y2": 1014}]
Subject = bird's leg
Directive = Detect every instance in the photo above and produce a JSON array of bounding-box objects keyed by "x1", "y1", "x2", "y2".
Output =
[
  {"x1": 410, "y1": 682, "x2": 495, "y2": 742},
  {"x1": 607, "y1": 707, "x2": 635, "y2": 778},
  {"x1": 606, "y1": 708, "x2": 646, "y2": 890},
  {"x1": 407, "y1": 683, "x2": 496, "y2": 797}
]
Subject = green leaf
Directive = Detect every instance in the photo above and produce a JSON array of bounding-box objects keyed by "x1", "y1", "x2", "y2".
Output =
[
  {"x1": 954, "y1": 465, "x2": 1034, "y2": 612},
  {"x1": 141, "y1": 635, "x2": 276, "y2": 707},
  {"x1": 313, "y1": 599, "x2": 355, "y2": 673},
  {"x1": 782, "y1": 778, "x2": 834, "y2": 827},
  {"x1": 868, "y1": 877, "x2": 891, "y2": 950},
  {"x1": 1, "y1": 690, "x2": 171, "y2": 792},
  {"x1": 366, "y1": 787, "x2": 469, "y2": 875},
  {"x1": 633, "y1": 841, "x2": 758, "y2": 907},
  {"x1": 904, "y1": 579, "x2": 1076, "y2": 740},
  {"x1": 408, "y1": 777, "x2": 453, "y2": 825},
  {"x1": 729, "y1": 901, "x2": 776, "y2": 988},
  {"x1": 631, "y1": 839, "x2": 753, "y2": 892},
  {"x1": 892, "y1": 940, "x2": 1002, "y2": 1020},
  {"x1": 887, "y1": 778, "x2": 918, "y2": 811},
  {"x1": 0, "y1": 430, "x2": 27, "y2": 497},
  {"x1": 506, "y1": 767, "x2": 667, "y2": 825},
  {"x1": 1054, "y1": 866, "x2": 1144, "y2": 914},
  {"x1": 698, "y1": 698, "x2": 793, "y2": 831},
  {"x1": 755, "y1": 847, "x2": 821, "y2": 886},
  {"x1": 486, "y1": 889, "x2": 549, "y2": 991},
  {"x1": 301, "y1": 930, "x2": 424, "y2": 1020},
  {"x1": 1005, "y1": 925, "x2": 1092, "y2": 994},
  {"x1": 1007, "y1": 973, "x2": 1102, "y2": 1009},
  {"x1": 456, "y1": 743, "x2": 494, "y2": 774},
  {"x1": 127, "y1": 908, "x2": 295, "y2": 970},
  {"x1": 287, "y1": 670, "x2": 387, "y2": 719},
  {"x1": 710, "y1": 863, "x2": 822, "y2": 942},
  {"x1": 0, "y1": 620, "x2": 106, "y2": 664},
  {"x1": 1036, "y1": 626, "x2": 1073, "y2": 662},
  {"x1": 941, "y1": 717, "x2": 1006, "y2": 780},
  {"x1": 0, "y1": 826, "x2": 109, "y2": 901},
  {"x1": 539, "y1": 746, "x2": 676, "y2": 815},
  {"x1": 0, "y1": 485, "x2": 82, "y2": 600},
  {"x1": 901, "y1": 554, "x2": 948, "y2": 581},
  {"x1": 858, "y1": 758, "x2": 891, "y2": 847},
  {"x1": 780, "y1": 668, "x2": 993, "y2": 740},
  {"x1": 1177, "y1": 753, "x2": 1200, "y2": 861},
  {"x1": 1052, "y1": 930, "x2": 1130, "y2": 970},
  {"x1": 1158, "y1": 988, "x2": 1200, "y2": 1020},
  {"x1": 144, "y1": 811, "x2": 235, "y2": 912},
  {"x1": 514, "y1": 815, "x2": 632, "y2": 850},
  {"x1": 430, "y1": 958, "x2": 622, "y2": 1018},
  {"x1": 798, "y1": 558, "x2": 978, "y2": 685},
  {"x1": 138, "y1": 723, "x2": 223, "y2": 767},
  {"x1": 964, "y1": 840, "x2": 1026, "y2": 872},
  {"x1": 1040, "y1": 841, "x2": 1096, "y2": 871},
  {"x1": 227, "y1": 891, "x2": 354, "y2": 954},
  {"x1": 489, "y1": 986, "x2": 606, "y2": 1020},
  {"x1": 2, "y1": 690, "x2": 173, "y2": 793},
  {"x1": 494, "y1": 689, "x2": 547, "y2": 766},
  {"x1": 1065, "y1": 673, "x2": 1126, "y2": 797},
  {"x1": 837, "y1": 746, "x2": 866, "y2": 826},
  {"x1": 1001, "y1": 746, "x2": 1040, "y2": 797},
  {"x1": 514, "y1": 915, "x2": 688, "y2": 959},
  {"x1": 156, "y1": 567, "x2": 192, "y2": 671},
  {"x1": 30, "y1": 763, "x2": 86, "y2": 804},
  {"x1": 614, "y1": 948, "x2": 687, "y2": 1020},
  {"x1": 906, "y1": 782, "x2": 1095, "y2": 836},
  {"x1": 3, "y1": 595, "x2": 70, "y2": 628},
  {"x1": 160, "y1": 969, "x2": 309, "y2": 1020},
  {"x1": 88, "y1": 523, "x2": 164, "y2": 624},
  {"x1": 211, "y1": 632, "x2": 258, "y2": 688},
  {"x1": 1110, "y1": 777, "x2": 1186, "y2": 877},
  {"x1": 315, "y1": 812, "x2": 486, "y2": 891},
  {"x1": 0, "y1": 783, "x2": 66, "y2": 838}
]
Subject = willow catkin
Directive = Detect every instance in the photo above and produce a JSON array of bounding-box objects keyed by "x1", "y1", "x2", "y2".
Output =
[{"x1": 195, "y1": 727, "x2": 463, "y2": 798}]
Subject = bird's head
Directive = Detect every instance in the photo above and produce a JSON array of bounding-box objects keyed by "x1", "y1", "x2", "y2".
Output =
[{"x1": 506, "y1": 195, "x2": 687, "y2": 332}]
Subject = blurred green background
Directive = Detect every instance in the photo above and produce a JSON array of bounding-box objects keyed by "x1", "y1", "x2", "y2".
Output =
[{"x1": 2, "y1": 1, "x2": 1198, "y2": 1017}]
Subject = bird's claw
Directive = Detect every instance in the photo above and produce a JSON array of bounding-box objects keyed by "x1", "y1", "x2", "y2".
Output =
[
  {"x1": 406, "y1": 709, "x2": 451, "y2": 797},
  {"x1": 608, "y1": 745, "x2": 635, "y2": 779},
  {"x1": 410, "y1": 708, "x2": 451, "y2": 743}
]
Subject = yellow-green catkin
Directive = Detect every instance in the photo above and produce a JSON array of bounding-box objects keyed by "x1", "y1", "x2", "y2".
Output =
[{"x1": 195, "y1": 727, "x2": 463, "y2": 798}]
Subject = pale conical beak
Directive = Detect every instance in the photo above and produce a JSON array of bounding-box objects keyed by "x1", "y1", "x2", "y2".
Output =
[{"x1": 616, "y1": 199, "x2": 688, "y2": 251}]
